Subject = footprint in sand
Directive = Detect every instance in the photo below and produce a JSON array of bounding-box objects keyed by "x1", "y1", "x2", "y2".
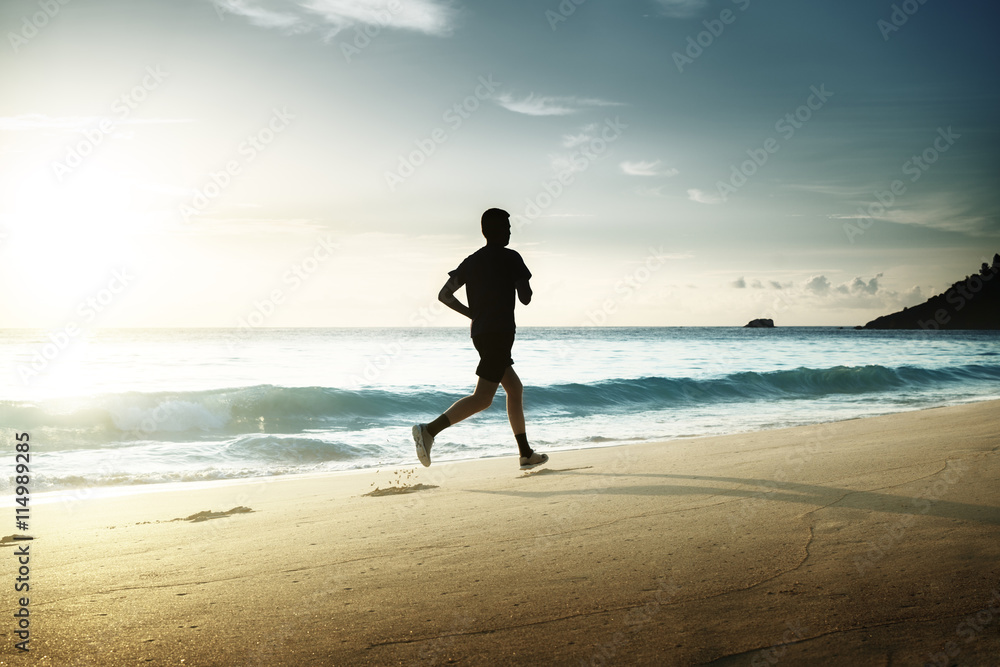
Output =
[
  {"x1": 363, "y1": 483, "x2": 438, "y2": 497},
  {"x1": 0, "y1": 535, "x2": 33, "y2": 547},
  {"x1": 171, "y1": 506, "x2": 254, "y2": 522},
  {"x1": 519, "y1": 465, "x2": 593, "y2": 478}
]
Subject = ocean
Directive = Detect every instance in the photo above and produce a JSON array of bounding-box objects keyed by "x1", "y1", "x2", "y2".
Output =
[{"x1": 2, "y1": 327, "x2": 999, "y2": 496}]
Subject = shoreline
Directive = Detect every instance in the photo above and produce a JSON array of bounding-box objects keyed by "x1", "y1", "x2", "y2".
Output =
[
  {"x1": 20, "y1": 399, "x2": 1000, "y2": 664},
  {"x1": 19, "y1": 394, "x2": 1000, "y2": 507}
]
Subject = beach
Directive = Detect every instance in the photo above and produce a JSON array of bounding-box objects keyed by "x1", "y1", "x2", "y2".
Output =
[{"x1": 11, "y1": 399, "x2": 999, "y2": 665}]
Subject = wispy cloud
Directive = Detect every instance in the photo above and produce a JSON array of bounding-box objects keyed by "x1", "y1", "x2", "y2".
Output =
[
  {"x1": 0, "y1": 113, "x2": 193, "y2": 131},
  {"x1": 495, "y1": 93, "x2": 622, "y2": 117},
  {"x1": 548, "y1": 122, "x2": 616, "y2": 176},
  {"x1": 655, "y1": 0, "x2": 709, "y2": 18},
  {"x1": 561, "y1": 130, "x2": 593, "y2": 148},
  {"x1": 831, "y1": 192, "x2": 995, "y2": 237},
  {"x1": 687, "y1": 188, "x2": 720, "y2": 204},
  {"x1": 211, "y1": 0, "x2": 457, "y2": 38},
  {"x1": 212, "y1": 0, "x2": 305, "y2": 31},
  {"x1": 620, "y1": 159, "x2": 678, "y2": 177}
]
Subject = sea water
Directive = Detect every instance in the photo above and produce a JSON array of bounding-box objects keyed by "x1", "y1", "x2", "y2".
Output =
[{"x1": 2, "y1": 327, "x2": 998, "y2": 494}]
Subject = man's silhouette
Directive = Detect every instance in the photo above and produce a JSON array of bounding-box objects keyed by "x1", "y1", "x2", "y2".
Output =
[{"x1": 412, "y1": 208, "x2": 548, "y2": 470}]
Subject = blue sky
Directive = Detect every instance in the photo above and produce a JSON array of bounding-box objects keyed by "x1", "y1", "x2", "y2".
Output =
[{"x1": 1, "y1": 0, "x2": 997, "y2": 327}]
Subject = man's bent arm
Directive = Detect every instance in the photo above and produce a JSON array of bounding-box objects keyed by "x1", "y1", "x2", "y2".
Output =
[
  {"x1": 439, "y1": 276, "x2": 472, "y2": 319},
  {"x1": 515, "y1": 278, "x2": 532, "y2": 305}
]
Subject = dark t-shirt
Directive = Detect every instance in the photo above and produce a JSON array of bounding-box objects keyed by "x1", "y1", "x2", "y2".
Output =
[{"x1": 449, "y1": 245, "x2": 531, "y2": 337}]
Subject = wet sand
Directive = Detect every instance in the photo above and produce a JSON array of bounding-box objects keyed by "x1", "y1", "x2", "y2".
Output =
[{"x1": 11, "y1": 400, "x2": 1000, "y2": 665}]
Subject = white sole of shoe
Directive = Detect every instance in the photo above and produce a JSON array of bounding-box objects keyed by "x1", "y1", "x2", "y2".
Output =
[{"x1": 413, "y1": 425, "x2": 431, "y2": 467}]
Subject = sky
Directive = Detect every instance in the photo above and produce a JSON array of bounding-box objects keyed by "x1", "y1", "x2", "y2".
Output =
[{"x1": 1, "y1": 0, "x2": 998, "y2": 328}]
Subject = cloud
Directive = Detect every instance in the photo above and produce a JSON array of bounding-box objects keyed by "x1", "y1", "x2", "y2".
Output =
[
  {"x1": 902, "y1": 285, "x2": 924, "y2": 304},
  {"x1": 805, "y1": 275, "x2": 831, "y2": 294},
  {"x1": 620, "y1": 160, "x2": 661, "y2": 176},
  {"x1": 495, "y1": 93, "x2": 623, "y2": 117},
  {"x1": 732, "y1": 277, "x2": 785, "y2": 289},
  {"x1": 620, "y1": 159, "x2": 678, "y2": 177},
  {"x1": 549, "y1": 153, "x2": 581, "y2": 175},
  {"x1": 212, "y1": 0, "x2": 305, "y2": 31},
  {"x1": 733, "y1": 271, "x2": 924, "y2": 315},
  {"x1": 837, "y1": 273, "x2": 882, "y2": 296},
  {"x1": 655, "y1": 0, "x2": 709, "y2": 18},
  {"x1": 561, "y1": 131, "x2": 593, "y2": 148},
  {"x1": 687, "y1": 188, "x2": 719, "y2": 204},
  {"x1": 634, "y1": 185, "x2": 667, "y2": 197},
  {"x1": 211, "y1": 0, "x2": 456, "y2": 38},
  {"x1": 548, "y1": 122, "x2": 617, "y2": 176},
  {"x1": 798, "y1": 272, "x2": 924, "y2": 311}
]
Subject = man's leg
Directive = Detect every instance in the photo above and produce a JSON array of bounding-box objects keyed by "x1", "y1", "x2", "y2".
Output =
[
  {"x1": 443, "y1": 377, "x2": 500, "y2": 426},
  {"x1": 500, "y1": 367, "x2": 546, "y2": 468},
  {"x1": 499, "y1": 367, "x2": 525, "y2": 435},
  {"x1": 414, "y1": 378, "x2": 498, "y2": 467}
]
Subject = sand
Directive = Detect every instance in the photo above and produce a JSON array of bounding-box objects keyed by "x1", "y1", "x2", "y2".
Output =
[{"x1": 6, "y1": 400, "x2": 1000, "y2": 665}]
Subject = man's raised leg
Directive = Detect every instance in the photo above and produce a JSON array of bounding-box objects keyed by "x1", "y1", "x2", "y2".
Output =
[
  {"x1": 444, "y1": 377, "x2": 500, "y2": 424},
  {"x1": 414, "y1": 377, "x2": 499, "y2": 467}
]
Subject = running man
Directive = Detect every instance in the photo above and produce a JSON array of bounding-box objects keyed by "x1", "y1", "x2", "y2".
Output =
[{"x1": 412, "y1": 208, "x2": 548, "y2": 471}]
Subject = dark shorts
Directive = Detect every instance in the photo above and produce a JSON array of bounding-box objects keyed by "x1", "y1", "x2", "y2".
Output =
[{"x1": 472, "y1": 331, "x2": 515, "y2": 383}]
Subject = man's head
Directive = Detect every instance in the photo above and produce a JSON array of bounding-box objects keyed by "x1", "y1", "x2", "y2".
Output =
[{"x1": 481, "y1": 208, "x2": 511, "y2": 246}]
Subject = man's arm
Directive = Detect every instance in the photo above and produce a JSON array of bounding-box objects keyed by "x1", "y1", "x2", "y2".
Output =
[
  {"x1": 438, "y1": 276, "x2": 472, "y2": 319},
  {"x1": 515, "y1": 278, "x2": 532, "y2": 305}
]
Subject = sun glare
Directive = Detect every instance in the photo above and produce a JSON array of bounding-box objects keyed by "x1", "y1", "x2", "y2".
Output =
[{"x1": 7, "y1": 161, "x2": 145, "y2": 299}]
